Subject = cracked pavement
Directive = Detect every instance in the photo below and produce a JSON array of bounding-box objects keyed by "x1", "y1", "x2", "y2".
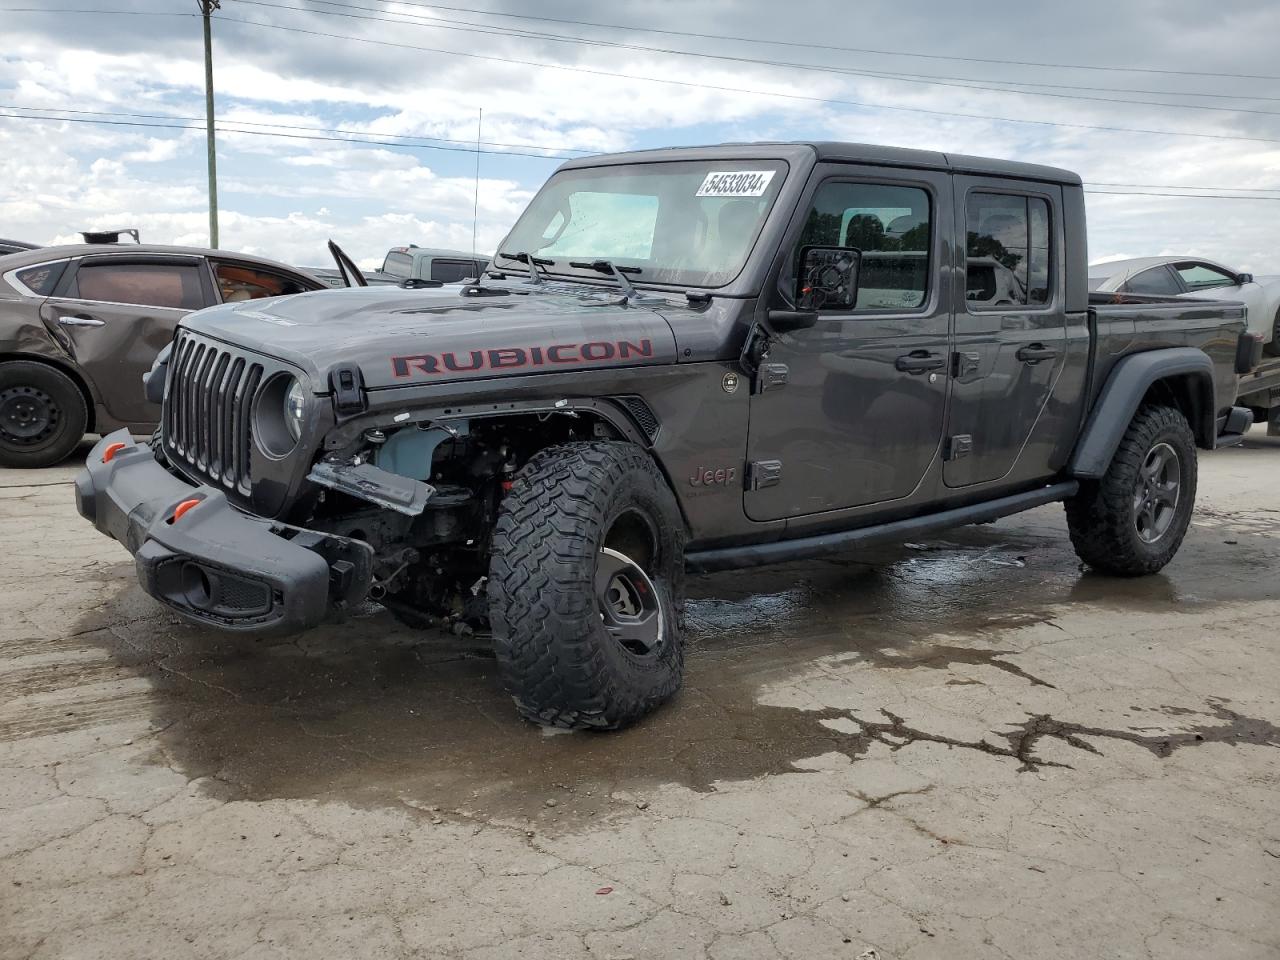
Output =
[{"x1": 2, "y1": 432, "x2": 1278, "y2": 959}]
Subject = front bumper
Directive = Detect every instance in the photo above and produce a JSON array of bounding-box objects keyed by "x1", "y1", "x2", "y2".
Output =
[{"x1": 75, "y1": 430, "x2": 373, "y2": 635}]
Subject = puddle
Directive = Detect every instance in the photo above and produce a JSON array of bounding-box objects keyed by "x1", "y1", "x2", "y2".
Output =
[{"x1": 24, "y1": 511, "x2": 1278, "y2": 821}]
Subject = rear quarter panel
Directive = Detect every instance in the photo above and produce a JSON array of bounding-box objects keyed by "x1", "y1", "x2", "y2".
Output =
[{"x1": 1090, "y1": 294, "x2": 1245, "y2": 420}]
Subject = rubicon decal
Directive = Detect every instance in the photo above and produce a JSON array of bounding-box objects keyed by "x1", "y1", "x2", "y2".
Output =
[{"x1": 391, "y1": 339, "x2": 654, "y2": 378}]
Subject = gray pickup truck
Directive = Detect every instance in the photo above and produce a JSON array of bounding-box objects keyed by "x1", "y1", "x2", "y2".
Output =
[{"x1": 75, "y1": 142, "x2": 1256, "y2": 730}]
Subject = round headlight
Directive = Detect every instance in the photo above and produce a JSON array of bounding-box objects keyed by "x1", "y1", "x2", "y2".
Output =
[{"x1": 284, "y1": 378, "x2": 306, "y2": 441}]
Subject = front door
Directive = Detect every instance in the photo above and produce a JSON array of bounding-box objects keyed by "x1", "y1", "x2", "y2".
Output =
[
  {"x1": 745, "y1": 167, "x2": 953, "y2": 522},
  {"x1": 40, "y1": 255, "x2": 212, "y2": 427},
  {"x1": 944, "y1": 179, "x2": 1067, "y2": 487}
]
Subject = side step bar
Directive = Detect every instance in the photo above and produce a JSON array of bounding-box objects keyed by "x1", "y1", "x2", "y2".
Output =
[{"x1": 685, "y1": 481, "x2": 1079, "y2": 573}]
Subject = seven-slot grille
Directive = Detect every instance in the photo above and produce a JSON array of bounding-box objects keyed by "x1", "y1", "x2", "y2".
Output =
[{"x1": 163, "y1": 331, "x2": 264, "y2": 494}]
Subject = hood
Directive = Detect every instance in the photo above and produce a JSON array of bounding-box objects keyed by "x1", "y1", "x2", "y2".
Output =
[{"x1": 180, "y1": 285, "x2": 679, "y2": 390}]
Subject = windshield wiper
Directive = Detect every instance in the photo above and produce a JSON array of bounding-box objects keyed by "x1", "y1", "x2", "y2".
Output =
[
  {"x1": 499, "y1": 250, "x2": 554, "y2": 285},
  {"x1": 569, "y1": 260, "x2": 650, "y2": 303}
]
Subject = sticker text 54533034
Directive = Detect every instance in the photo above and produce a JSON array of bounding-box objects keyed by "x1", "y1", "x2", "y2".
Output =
[{"x1": 695, "y1": 170, "x2": 776, "y2": 198}]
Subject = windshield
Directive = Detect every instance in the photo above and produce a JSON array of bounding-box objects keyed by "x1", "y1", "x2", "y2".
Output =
[{"x1": 497, "y1": 159, "x2": 788, "y2": 288}]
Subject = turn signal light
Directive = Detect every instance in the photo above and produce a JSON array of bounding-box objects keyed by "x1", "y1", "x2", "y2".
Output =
[
  {"x1": 101, "y1": 442, "x2": 127, "y2": 463},
  {"x1": 171, "y1": 498, "x2": 202, "y2": 523}
]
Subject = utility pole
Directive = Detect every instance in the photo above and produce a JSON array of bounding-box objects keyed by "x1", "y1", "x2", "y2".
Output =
[{"x1": 200, "y1": 0, "x2": 220, "y2": 248}]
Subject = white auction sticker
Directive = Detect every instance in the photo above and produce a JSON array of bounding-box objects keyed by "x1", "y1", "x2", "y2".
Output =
[{"x1": 695, "y1": 170, "x2": 776, "y2": 198}]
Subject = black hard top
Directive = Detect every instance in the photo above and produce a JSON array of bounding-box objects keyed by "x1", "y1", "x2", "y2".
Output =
[{"x1": 558, "y1": 141, "x2": 1081, "y2": 187}]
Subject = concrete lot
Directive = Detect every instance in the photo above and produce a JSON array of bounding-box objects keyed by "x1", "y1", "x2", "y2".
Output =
[{"x1": 2, "y1": 431, "x2": 1278, "y2": 960}]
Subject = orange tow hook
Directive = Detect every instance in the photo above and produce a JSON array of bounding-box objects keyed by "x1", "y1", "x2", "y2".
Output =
[
  {"x1": 171, "y1": 498, "x2": 201, "y2": 523},
  {"x1": 101, "y1": 441, "x2": 127, "y2": 463}
]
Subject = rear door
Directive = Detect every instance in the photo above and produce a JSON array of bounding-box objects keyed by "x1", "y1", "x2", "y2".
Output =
[
  {"x1": 744, "y1": 164, "x2": 953, "y2": 521},
  {"x1": 39, "y1": 255, "x2": 213, "y2": 426},
  {"x1": 944, "y1": 179, "x2": 1067, "y2": 488}
]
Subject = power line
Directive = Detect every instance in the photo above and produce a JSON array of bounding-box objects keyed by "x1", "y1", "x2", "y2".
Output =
[
  {"x1": 291, "y1": 0, "x2": 1280, "y2": 83},
  {"x1": 1084, "y1": 190, "x2": 1280, "y2": 201},
  {"x1": 211, "y1": 14, "x2": 1280, "y2": 149},
  {"x1": 236, "y1": 0, "x2": 1280, "y2": 117},
  {"x1": 0, "y1": 110, "x2": 577, "y2": 159},
  {"x1": 0, "y1": 103, "x2": 592, "y2": 154},
  {"x1": 4, "y1": 108, "x2": 1279, "y2": 200},
  {"x1": 1088, "y1": 181, "x2": 1280, "y2": 193}
]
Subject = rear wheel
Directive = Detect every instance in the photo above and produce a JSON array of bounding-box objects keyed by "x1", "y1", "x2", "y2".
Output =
[
  {"x1": 488, "y1": 441, "x2": 686, "y2": 730},
  {"x1": 0, "y1": 361, "x2": 88, "y2": 468},
  {"x1": 1065, "y1": 404, "x2": 1197, "y2": 576}
]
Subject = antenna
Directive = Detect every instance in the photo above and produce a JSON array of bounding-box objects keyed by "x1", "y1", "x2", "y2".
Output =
[{"x1": 472, "y1": 107, "x2": 482, "y2": 258}]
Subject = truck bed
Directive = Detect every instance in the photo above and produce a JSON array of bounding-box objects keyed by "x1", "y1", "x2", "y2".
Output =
[{"x1": 1237, "y1": 357, "x2": 1280, "y2": 435}]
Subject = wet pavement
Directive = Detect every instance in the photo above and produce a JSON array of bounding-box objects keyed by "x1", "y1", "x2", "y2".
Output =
[{"x1": 2, "y1": 432, "x2": 1279, "y2": 959}]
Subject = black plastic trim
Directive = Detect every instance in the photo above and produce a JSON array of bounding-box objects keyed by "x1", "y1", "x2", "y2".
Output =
[{"x1": 685, "y1": 481, "x2": 1078, "y2": 572}]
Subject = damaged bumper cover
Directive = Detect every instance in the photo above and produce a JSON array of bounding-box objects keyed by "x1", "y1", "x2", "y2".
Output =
[{"x1": 74, "y1": 430, "x2": 373, "y2": 635}]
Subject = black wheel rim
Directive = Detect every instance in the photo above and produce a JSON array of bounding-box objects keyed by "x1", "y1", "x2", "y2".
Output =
[
  {"x1": 0, "y1": 385, "x2": 59, "y2": 447},
  {"x1": 1134, "y1": 441, "x2": 1180, "y2": 544},
  {"x1": 595, "y1": 546, "x2": 664, "y2": 657}
]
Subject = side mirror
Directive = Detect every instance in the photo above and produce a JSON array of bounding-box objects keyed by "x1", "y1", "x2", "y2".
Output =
[
  {"x1": 1236, "y1": 272, "x2": 1254, "y2": 285},
  {"x1": 797, "y1": 245, "x2": 861, "y2": 311}
]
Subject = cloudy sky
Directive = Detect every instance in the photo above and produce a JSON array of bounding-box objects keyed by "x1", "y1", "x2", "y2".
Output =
[{"x1": 2, "y1": 0, "x2": 1279, "y2": 271}]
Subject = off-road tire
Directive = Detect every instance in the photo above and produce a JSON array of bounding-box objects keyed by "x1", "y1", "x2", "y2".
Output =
[
  {"x1": 488, "y1": 441, "x2": 686, "y2": 730},
  {"x1": 1065, "y1": 404, "x2": 1197, "y2": 576},
  {"x1": 149, "y1": 426, "x2": 168, "y2": 467},
  {"x1": 0, "y1": 361, "x2": 88, "y2": 468},
  {"x1": 1266, "y1": 305, "x2": 1280, "y2": 358}
]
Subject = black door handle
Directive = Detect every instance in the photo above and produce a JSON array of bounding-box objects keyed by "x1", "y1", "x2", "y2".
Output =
[
  {"x1": 895, "y1": 351, "x2": 945, "y2": 373},
  {"x1": 1016, "y1": 344, "x2": 1058, "y2": 363}
]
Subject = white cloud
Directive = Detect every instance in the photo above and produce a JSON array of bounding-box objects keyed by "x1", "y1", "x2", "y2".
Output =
[{"x1": 2, "y1": 0, "x2": 1280, "y2": 273}]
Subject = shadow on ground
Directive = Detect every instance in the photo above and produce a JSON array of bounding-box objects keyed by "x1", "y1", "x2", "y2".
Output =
[{"x1": 34, "y1": 511, "x2": 1279, "y2": 821}]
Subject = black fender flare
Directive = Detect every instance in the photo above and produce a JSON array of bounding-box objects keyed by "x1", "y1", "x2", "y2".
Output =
[{"x1": 1068, "y1": 347, "x2": 1215, "y2": 479}]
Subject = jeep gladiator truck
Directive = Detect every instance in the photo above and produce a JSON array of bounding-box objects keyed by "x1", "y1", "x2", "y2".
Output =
[{"x1": 75, "y1": 142, "x2": 1256, "y2": 730}]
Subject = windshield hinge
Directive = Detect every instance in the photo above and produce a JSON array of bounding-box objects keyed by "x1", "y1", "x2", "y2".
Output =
[{"x1": 329, "y1": 364, "x2": 366, "y2": 416}]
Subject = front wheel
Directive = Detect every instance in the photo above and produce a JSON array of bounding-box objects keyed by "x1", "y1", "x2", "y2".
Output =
[
  {"x1": 488, "y1": 441, "x2": 686, "y2": 730},
  {"x1": 0, "y1": 361, "x2": 89, "y2": 468},
  {"x1": 1065, "y1": 404, "x2": 1197, "y2": 576}
]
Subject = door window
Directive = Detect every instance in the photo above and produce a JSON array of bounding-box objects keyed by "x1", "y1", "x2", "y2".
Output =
[
  {"x1": 214, "y1": 263, "x2": 309, "y2": 302},
  {"x1": 73, "y1": 261, "x2": 205, "y2": 309},
  {"x1": 1119, "y1": 265, "x2": 1181, "y2": 296},
  {"x1": 1175, "y1": 262, "x2": 1236, "y2": 291},
  {"x1": 429, "y1": 259, "x2": 483, "y2": 283},
  {"x1": 792, "y1": 181, "x2": 932, "y2": 311},
  {"x1": 965, "y1": 193, "x2": 1052, "y2": 308}
]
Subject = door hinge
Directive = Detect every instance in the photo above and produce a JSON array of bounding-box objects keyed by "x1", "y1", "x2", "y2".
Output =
[
  {"x1": 749, "y1": 459, "x2": 783, "y2": 490},
  {"x1": 945, "y1": 434, "x2": 973, "y2": 461},
  {"x1": 952, "y1": 351, "x2": 981, "y2": 379},
  {"x1": 755, "y1": 362, "x2": 789, "y2": 394}
]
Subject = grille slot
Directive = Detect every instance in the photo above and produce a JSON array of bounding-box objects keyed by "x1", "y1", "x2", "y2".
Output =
[
  {"x1": 615, "y1": 395, "x2": 661, "y2": 442},
  {"x1": 164, "y1": 331, "x2": 264, "y2": 494}
]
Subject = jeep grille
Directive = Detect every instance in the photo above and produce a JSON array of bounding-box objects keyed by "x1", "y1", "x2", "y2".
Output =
[{"x1": 163, "y1": 330, "x2": 263, "y2": 495}]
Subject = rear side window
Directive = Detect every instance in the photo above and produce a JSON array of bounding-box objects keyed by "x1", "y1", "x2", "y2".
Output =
[
  {"x1": 1120, "y1": 266, "x2": 1181, "y2": 296},
  {"x1": 966, "y1": 193, "x2": 1052, "y2": 308},
  {"x1": 429, "y1": 258, "x2": 482, "y2": 284},
  {"x1": 14, "y1": 261, "x2": 67, "y2": 296},
  {"x1": 794, "y1": 181, "x2": 932, "y2": 311},
  {"x1": 382, "y1": 252, "x2": 412, "y2": 279},
  {"x1": 73, "y1": 262, "x2": 205, "y2": 310},
  {"x1": 214, "y1": 262, "x2": 309, "y2": 302}
]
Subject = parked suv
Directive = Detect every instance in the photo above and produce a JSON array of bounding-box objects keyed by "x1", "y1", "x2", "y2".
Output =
[
  {"x1": 76, "y1": 143, "x2": 1254, "y2": 730},
  {"x1": 0, "y1": 237, "x2": 325, "y2": 466}
]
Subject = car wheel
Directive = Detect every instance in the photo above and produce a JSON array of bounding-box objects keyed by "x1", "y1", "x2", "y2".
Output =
[
  {"x1": 488, "y1": 441, "x2": 686, "y2": 730},
  {"x1": 0, "y1": 361, "x2": 89, "y2": 468},
  {"x1": 1064, "y1": 404, "x2": 1197, "y2": 576}
]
